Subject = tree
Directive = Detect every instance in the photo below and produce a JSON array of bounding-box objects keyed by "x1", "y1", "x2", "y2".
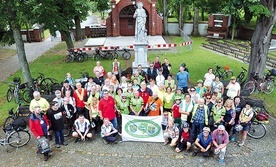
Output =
[
  {"x1": 92, "y1": 0, "x2": 109, "y2": 20},
  {"x1": 247, "y1": 0, "x2": 276, "y2": 80},
  {"x1": 0, "y1": 0, "x2": 34, "y2": 85}
]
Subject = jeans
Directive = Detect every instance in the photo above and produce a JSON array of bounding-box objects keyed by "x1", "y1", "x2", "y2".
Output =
[
  {"x1": 191, "y1": 122, "x2": 204, "y2": 141},
  {"x1": 54, "y1": 129, "x2": 65, "y2": 145},
  {"x1": 110, "y1": 117, "x2": 118, "y2": 130}
]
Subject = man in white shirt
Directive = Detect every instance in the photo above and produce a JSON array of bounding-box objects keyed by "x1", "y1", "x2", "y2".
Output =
[
  {"x1": 156, "y1": 68, "x2": 165, "y2": 87},
  {"x1": 72, "y1": 114, "x2": 93, "y2": 143}
]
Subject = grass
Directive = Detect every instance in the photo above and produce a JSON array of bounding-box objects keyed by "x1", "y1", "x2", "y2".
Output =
[
  {"x1": 0, "y1": 48, "x2": 17, "y2": 60},
  {"x1": 0, "y1": 36, "x2": 275, "y2": 125}
]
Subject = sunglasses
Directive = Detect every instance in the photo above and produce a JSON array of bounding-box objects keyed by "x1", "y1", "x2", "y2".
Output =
[
  {"x1": 217, "y1": 101, "x2": 222, "y2": 103},
  {"x1": 122, "y1": 97, "x2": 127, "y2": 99},
  {"x1": 206, "y1": 97, "x2": 211, "y2": 99}
]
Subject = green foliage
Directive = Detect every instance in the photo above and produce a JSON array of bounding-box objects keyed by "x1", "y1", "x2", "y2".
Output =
[{"x1": 250, "y1": 4, "x2": 271, "y2": 17}]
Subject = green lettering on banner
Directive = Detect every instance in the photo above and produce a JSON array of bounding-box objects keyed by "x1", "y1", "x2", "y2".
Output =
[{"x1": 125, "y1": 119, "x2": 161, "y2": 138}]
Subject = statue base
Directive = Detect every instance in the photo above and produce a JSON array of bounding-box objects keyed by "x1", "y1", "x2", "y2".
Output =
[{"x1": 132, "y1": 40, "x2": 149, "y2": 72}]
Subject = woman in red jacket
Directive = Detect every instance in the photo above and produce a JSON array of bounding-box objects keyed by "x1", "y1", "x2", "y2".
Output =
[{"x1": 29, "y1": 106, "x2": 50, "y2": 161}]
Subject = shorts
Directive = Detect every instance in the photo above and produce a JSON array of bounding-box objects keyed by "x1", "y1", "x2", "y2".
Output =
[{"x1": 241, "y1": 123, "x2": 251, "y2": 131}]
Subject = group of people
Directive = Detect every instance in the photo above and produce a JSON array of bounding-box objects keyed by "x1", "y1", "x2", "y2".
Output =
[{"x1": 27, "y1": 57, "x2": 252, "y2": 163}]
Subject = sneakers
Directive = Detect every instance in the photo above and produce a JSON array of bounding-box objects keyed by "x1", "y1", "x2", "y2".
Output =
[
  {"x1": 55, "y1": 144, "x2": 60, "y2": 148},
  {"x1": 44, "y1": 155, "x2": 48, "y2": 161},
  {"x1": 103, "y1": 140, "x2": 109, "y2": 145},
  {"x1": 61, "y1": 142, "x2": 68, "y2": 146},
  {"x1": 169, "y1": 143, "x2": 176, "y2": 147},
  {"x1": 230, "y1": 136, "x2": 235, "y2": 142},
  {"x1": 192, "y1": 152, "x2": 197, "y2": 157},
  {"x1": 75, "y1": 138, "x2": 80, "y2": 143},
  {"x1": 163, "y1": 140, "x2": 169, "y2": 146},
  {"x1": 219, "y1": 159, "x2": 224, "y2": 163},
  {"x1": 238, "y1": 141, "x2": 245, "y2": 146}
]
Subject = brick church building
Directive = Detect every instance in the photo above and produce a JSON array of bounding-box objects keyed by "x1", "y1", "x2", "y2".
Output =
[{"x1": 106, "y1": 0, "x2": 163, "y2": 37}]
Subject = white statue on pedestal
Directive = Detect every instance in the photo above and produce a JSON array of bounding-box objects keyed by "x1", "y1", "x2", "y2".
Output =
[{"x1": 133, "y1": 2, "x2": 147, "y2": 42}]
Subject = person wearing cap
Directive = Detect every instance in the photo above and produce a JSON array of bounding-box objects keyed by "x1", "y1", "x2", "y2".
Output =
[
  {"x1": 29, "y1": 106, "x2": 51, "y2": 161},
  {"x1": 47, "y1": 101, "x2": 68, "y2": 148},
  {"x1": 171, "y1": 96, "x2": 182, "y2": 125},
  {"x1": 203, "y1": 68, "x2": 215, "y2": 92},
  {"x1": 161, "y1": 58, "x2": 172, "y2": 80},
  {"x1": 129, "y1": 90, "x2": 144, "y2": 116},
  {"x1": 156, "y1": 68, "x2": 165, "y2": 87},
  {"x1": 190, "y1": 98, "x2": 209, "y2": 141},
  {"x1": 116, "y1": 93, "x2": 130, "y2": 132},
  {"x1": 173, "y1": 87, "x2": 184, "y2": 101},
  {"x1": 179, "y1": 94, "x2": 194, "y2": 124},
  {"x1": 238, "y1": 102, "x2": 254, "y2": 146},
  {"x1": 176, "y1": 65, "x2": 190, "y2": 93},
  {"x1": 164, "y1": 74, "x2": 176, "y2": 92},
  {"x1": 211, "y1": 76, "x2": 224, "y2": 98},
  {"x1": 29, "y1": 91, "x2": 50, "y2": 113},
  {"x1": 188, "y1": 87, "x2": 200, "y2": 104},
  {"x1": 226, "y1": 76, "x2": 241, "y2": 99},
  {"x1": 210, "y1": 98, "x2": 226, "y2": 131},
  {"x1": 212, "y1": 125, "x2": 229, "y2": 163},
  {"x1": 195, "y1": 79, "x2": 207, "y2": 98},
  {"x1": 61, "y1": 79, "x2": 75, "y2": 97},
  {"x1": 98, "y1": 89, "x2": 118, "y2": 129},
  {"x1": 192, "y1": 127, "x2": 212, "y2": 157},
  {"x1": 53, "y1": 90, "x2": 63, "y2": 108},
  {"x1": 175, "y1": 121, "x2": 192, "y2": 153}
]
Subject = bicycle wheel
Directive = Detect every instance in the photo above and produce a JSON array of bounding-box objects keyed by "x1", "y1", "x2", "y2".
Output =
[
  {"x1": 40, "y1": 78, "x2": 54, "y2": 94},
  {"x1": 65, "y1": 55, "x2": 72, "y2": 63},
  {"x1": 243, "y1": 55, "x2": 249, "y2": 64},
  {"x1": 262, "y1": 81, "x2": 275, "y2": 94},
  {"x1": 113, "y1": 53, "x2": 118, "y2": 59},
  {"x1": 222, "y1": 71, "x2": 233, "y2": 81},
  {"x1": 22, "y1": 89, "x2": 32, "y2": 103},
  {"x1": 247, "y1": 122, "x2": 266, "y2": 139},
  {"x1": 236, "y1": 73, "x2": 245, "y2": 84},
  {"x1": 106, "y1": 52, "x2": 113, "y2": 60},
  {"x1": 123, "y1": 51, "x2": 131, "y2": 60},
  {"x1": 7, "y1": 89, "x2": 13, "y2": 102},
  {"x1": 94, "y1": 54, "x2": 100, "y2": 61},
  {"x1": 77, "y1": 55, "x2": 84, "y2": 62},
  {"x1": 3, "y1": 116, "x2": 15, "y2": 129},
  {"x1": 8, "y1": 130, "x2": 31, "y2": 148},
  {"x1": 83, "y1": 53, "x2": 88, "y2": 61},
  {"x1": 63, "y1": 122, "x2": 71, "y2": 137},
  {"x1": 243, "y1": 81, "x2": 255, "y2": 94}
]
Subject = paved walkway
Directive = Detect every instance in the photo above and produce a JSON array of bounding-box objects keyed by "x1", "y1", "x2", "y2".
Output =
[
  {"x1": 0, "y1": 117, "x2": 275, "y2": 166},
  {"x1": 0, "y1": 37, "x2": 61, "y2": 82}
]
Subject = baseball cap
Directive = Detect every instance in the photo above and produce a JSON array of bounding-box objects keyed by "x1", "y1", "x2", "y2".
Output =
[
  {"x1": 197, "y1": 79, "x2": 203, "y2": 83},
  {"x1": 55, "y1": 90, "x2": 61, "y2": 95},
  {"x1": 231, "y1": 76, "x2": 236, "y2": 80},
  {"x1": 203, "y1": 127, "x2": 210, "y2": 132}
]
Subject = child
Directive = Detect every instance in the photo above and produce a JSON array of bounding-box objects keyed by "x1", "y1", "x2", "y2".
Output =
[{"x1": 171, "y1": 97, "x2": 182, "y2": 126}]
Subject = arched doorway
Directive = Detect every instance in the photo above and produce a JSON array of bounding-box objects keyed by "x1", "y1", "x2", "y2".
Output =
[{"x1": 119, "y1": 5, "x2": 149, "y2": 36}]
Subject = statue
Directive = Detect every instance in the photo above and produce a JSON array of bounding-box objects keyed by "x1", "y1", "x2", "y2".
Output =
[{"x1": 133, "y1": 2, "x2": 147, "y2": 42}]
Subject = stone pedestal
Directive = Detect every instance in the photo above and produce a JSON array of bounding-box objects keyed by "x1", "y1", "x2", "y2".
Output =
[{"x1": 132, "y1": 41, "x2": 149, "y2": 72}]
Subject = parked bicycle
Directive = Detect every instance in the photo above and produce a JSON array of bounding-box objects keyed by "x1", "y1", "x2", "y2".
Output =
[
  {"x1": 3, "y1": 104, "x2": 30, "y2": 129},
  {"x1": 243, "y1": 72, "x2": 275, "y2": 94},
  {"x1": 236, "y1": 67, "x2": 247, "y2": 84},
  {"x1": 213, "y1": 64, "x2": 233, "y2": 81},
  {"x1": 1, "y1": 118, "x2": 31, "y2": 149},
  {"x1": 65, "y1": 49, "x2": 84, "y2": 63},
  {"x1": 75, "y1": 72, "x2": 89, "y2": 87},
  {"x1": 112, "y1": 48, "x2": 131, "y2": 60},
  {"x1": 6, "y1": 77, "x2": 26, "y2": 103},
  {"x1": 34, "y1": 73, "x2": 59, "y2": 94},
  {"x1": 93, "y1": 48, "x2": 113, "y2": 60}
]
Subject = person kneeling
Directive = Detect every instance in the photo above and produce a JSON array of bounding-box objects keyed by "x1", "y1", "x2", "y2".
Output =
[
  {"x1": 72, "y1": 114, "x2": 93, "y2": 143},
  {"x1": 175, "y1": 121, "x2": 192, "y2": 153},
  {"x1": 163, "y1": 120, "x2": 179, "y2": 147},
  {"x1": 212, "y1": 125, "x2": 229, "y2": 163},
  {"x1": 192, "y1": 127, "x2": 212, "y2": 157},
  {"x1": 101, "y1": 118, "x2": 118, "y2": 144}
]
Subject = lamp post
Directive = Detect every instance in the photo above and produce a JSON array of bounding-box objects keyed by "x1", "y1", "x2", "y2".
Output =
[{"x1": 131, "y1": 0, "x2": 136, "y2": 5}]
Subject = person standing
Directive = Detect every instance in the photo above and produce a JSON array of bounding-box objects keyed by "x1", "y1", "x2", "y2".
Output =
[
  {"x1": 145, "y1": 92, "x2": 163, "y2": 116},
  {"x1": 161, "y1": 58, "x2": 172, "y2": 79},
  {"x1": 111, "y1": 58, "x2": 122, "y2": 82},
  {"x1": 47, "y1": 101, "x2": 68, "y2": 148},
  {"x1": 93, "y1": 61, "x2": 105, "y2": 80},
  {"x1": 29, "y1": 91, "x2": 50, "y2": 113},
  {"x1": 98, "y1": 90, "x2": 118, "y2": 129},
  {"x1": 29, "y1": 106, "x2": 50, "y2": 161},
  {"x1": 203, "y1": 68, "x2": 215, "y2": 92},
  {"x1": 176, "y1": 66, "x2": 189, "y2": 93},
  {"x1": 146, "y1": 63, "x2": 158, "y2": 83},
  {"x1": 73, "y1": 82, "x2": 88, "y2": 119},
  {"x1": 226, "y1": 76, "x2": 241, "y2": 99}
]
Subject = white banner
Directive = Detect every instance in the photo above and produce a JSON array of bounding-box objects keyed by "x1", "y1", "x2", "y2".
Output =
[{"x1": 121, "y1": 114, "x2": 165, "y2": 142}]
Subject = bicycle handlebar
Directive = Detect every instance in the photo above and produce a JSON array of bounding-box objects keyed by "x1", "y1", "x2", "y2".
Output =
[{"x1": 241, "y1": 67, "x2": 247, "y2": 72}]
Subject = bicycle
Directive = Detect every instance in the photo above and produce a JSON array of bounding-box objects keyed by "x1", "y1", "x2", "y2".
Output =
[
  {"x1": 78, "y1": 50, "x2": 88, "y2": 61},
  {"x1": 65, "y1": 49, "x2": 84, "y2": 63},
  {"x1": 6, "y1": 77, "x2": 26, "y2": 103},
  {"x1": 243, "y1": 72, "x2": 275, "y2": 94},
  {"x1": 75, "y1": 72, "x2": 89, "y2": 87},
  {"x1": 213, "y1": 64, "x2": 233, "y2": 81},
  {"x1": 112, "y1": 48, "x2": 131, "y2": 60},
  {"x1": 3, "y1": 104, "x2": 30, "y2": 129},
  {"x1": 247, "y1": 107, "x2": 269, "y2": 139},
  {"x1": 33, "y1": 73, "x2": 59, "y2": 94},
  {"x1": 1, "y1": 119, "x2": 31, "y2": 149},
  {"x1": 236, "y1": 67, "x2": 247, "y2": 84},
  {"x1": 93, "y1": 48, "x2": 113, "y2": 60}
]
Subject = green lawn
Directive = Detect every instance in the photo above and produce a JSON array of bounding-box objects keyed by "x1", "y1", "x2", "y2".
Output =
[{"x1": 0, "y1": 36, "x2": 275, "y2": 125}]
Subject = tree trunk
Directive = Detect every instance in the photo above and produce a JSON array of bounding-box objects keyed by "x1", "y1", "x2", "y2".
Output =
[
  {"x1": 192, "y1": 7, "x2": 199, "y2": 36},
  {"x1": 26, "y1": 22, "x2": 31, "y2": 43},
  {"x1": 163, "y1": 0, "x2": 168, "y2": 35},
  {"x1": 201, "y1": 10, "x2": 204, "y2": 21},
  {"x1": 231, "y1": 16, "x2": 236, "y2": 40},
  {"x1": 248, "y1": 0, "x2": 276, "y2": 80},
  {"x1": 178, "y1": 2, "x2": 184, "y2": 32},
  {"x1": 60, "y1": 30, "x2": 74, "y2": 49},
  {"x1": 74, "y1": 16, "x2": 82, "y2": 41}
]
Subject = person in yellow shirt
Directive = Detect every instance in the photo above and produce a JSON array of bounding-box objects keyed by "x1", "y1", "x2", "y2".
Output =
[{"x1": 29, "y1": 91, "x2": 50, "y2": 113}]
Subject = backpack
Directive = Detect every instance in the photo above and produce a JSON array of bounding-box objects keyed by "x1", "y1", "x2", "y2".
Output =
[
  {"x1": 254, "y1": 108, "x2": 269, "y2": 121},
  {"x1": 37, "y1": 137, "x2": 51, "y2": 154},
  {"x1": 12, "y1": 118, "x2": 27, "y2": 130}
]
